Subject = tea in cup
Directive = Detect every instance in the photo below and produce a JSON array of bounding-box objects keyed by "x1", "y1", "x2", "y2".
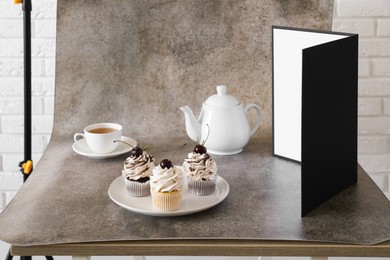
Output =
[{"x1": 74, "y1": 123, "x2": 122, "y2": 154}]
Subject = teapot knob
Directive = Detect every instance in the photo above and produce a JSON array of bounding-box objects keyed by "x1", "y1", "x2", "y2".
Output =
[{"x1": 216, "y1": 85, "x2": 227, "y2": 95}]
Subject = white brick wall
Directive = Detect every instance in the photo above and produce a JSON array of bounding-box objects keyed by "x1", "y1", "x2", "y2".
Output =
[
  {"x1": 333, "y1": 0, "x2": 390, "y2": 199},
  {"x1": 0, "y1": 0, "x2": 56, "y2": 212},
  {"x1": 0, "y1": 0, "x2": 389, "y2": 259}
]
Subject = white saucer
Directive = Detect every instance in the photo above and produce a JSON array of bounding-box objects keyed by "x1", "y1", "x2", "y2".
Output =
[
  {"x1": 72, "y1": 136, "x2": 137, "y2": 159},
  {"x1": 108, "y1": 173, "x2": 230, "y2": 217}
]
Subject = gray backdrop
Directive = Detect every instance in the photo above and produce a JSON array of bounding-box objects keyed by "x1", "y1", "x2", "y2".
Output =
[{"x1": 54, "y1": 0, "x2": 334, "y2": 140}]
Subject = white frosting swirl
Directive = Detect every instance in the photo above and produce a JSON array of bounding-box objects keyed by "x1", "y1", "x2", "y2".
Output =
[
  {"x1": 183, "y1": 152, "x2": 217, "y2": 181},
  {"x1": 122, "y1": 151, "x2": 155, "y2": 181},
  {"x1": 150, "y1": 166, "x2": 183, "y2": 192}
]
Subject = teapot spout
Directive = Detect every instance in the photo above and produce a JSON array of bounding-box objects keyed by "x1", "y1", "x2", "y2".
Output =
[{"x1": 180, "y1": 106, "x2": 201, "y2": 143}]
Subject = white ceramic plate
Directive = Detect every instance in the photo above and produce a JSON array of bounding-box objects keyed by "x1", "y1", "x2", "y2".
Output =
[
  {"x1": 108, "y1": 175, "x2": 230, "y2": 217},
  {"x1": 72, "y1": 136, "x2": 136, "y2": 159}
]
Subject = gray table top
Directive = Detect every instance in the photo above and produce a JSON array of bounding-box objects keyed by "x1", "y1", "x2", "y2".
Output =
[{"x1": 0, "y1": 136, "x2": 389, "y2": 246}]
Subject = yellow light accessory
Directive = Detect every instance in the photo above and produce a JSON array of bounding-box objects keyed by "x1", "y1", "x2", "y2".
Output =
[
  {"x1": 14, "y1": 0, "x2": 22, "y2": 4},
  {"x1": 22, "y1": 160, "x2": 33, "y2": 174}
]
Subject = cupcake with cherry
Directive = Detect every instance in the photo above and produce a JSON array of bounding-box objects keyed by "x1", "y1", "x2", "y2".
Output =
[
  {"x1": 116, "y1": 141, "x2": 155, "y2": 197},
  {"x1": 183, "y1": 128, "x2": 217, "y2": 196},
  {"x1": 150, "y1": 146, "x2": 185, "y2": 211}
]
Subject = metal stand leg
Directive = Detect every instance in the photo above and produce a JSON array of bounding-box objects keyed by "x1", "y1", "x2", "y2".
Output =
[{"x1": 5, "y1": 250, "x2": 54, "y2": 260}]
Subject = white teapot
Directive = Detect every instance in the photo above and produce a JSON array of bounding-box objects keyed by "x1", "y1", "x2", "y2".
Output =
[{"x1": 180, "y1": 85, "x2": 261, "y2": 155}]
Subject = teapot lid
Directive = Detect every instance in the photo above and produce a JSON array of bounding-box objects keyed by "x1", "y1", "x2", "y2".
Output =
[{"x1": 205, "y1": 85, "x2": 240, "y2": 107}]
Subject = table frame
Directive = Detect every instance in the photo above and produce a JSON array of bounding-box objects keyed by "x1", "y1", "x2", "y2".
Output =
[{"x1": 11, "y1": 239, "x2": 390, "y2": 260}]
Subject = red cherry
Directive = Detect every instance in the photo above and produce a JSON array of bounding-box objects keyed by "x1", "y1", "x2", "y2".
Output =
[
  {"x1": 160, "y1": 159, "x2": 173, "y2": 169},
  {"x1": 193, "y1": 144, "x2": 207, "y2": 154},
  {"x1": 130, "y1": 147, "x2": 143, "y2": 157}
]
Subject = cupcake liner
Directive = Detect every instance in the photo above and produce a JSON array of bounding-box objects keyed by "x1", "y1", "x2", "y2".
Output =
[
  {"x1": 187, "y1": 177, "x2": 217, "y2": 196},
  {"x1": 124, "y1": 178, "x2": 150, "y2": 197},
  {"x1": 151, "y1": 190, "x2": 182, "y2": 211}
]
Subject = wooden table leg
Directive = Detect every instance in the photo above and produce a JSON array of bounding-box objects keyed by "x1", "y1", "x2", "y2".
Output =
[{"x1": 72, "y1": 256, "x2": 91, "y2": 260}]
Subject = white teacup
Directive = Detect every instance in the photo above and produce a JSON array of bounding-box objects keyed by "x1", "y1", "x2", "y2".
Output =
[{"x1": 74, "y1": 123, "x2": 122, "y2": 154}]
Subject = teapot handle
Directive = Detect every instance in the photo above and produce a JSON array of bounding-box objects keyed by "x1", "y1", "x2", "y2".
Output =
[{"x1": 244, "y1": 104, "x2": 261, "y2": 136}]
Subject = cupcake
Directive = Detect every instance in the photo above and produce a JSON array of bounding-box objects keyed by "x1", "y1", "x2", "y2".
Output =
[
  {"x1": 183, "y1": 143, "x2": 217, "y2": 196},
  {"x1": 122, "y1": 146, "x2": 155, "y2": 197},
  {"x1": 150, "y1": 159, "x2": 183, "y2": 211}
]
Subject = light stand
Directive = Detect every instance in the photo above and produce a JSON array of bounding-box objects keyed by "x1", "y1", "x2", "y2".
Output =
[
  {"x1": 5, "y1": 1, "x2": 53, "y2": 260},
  {"x1": 21, "y1": 0, "x2": 32, "y2": 184}
]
